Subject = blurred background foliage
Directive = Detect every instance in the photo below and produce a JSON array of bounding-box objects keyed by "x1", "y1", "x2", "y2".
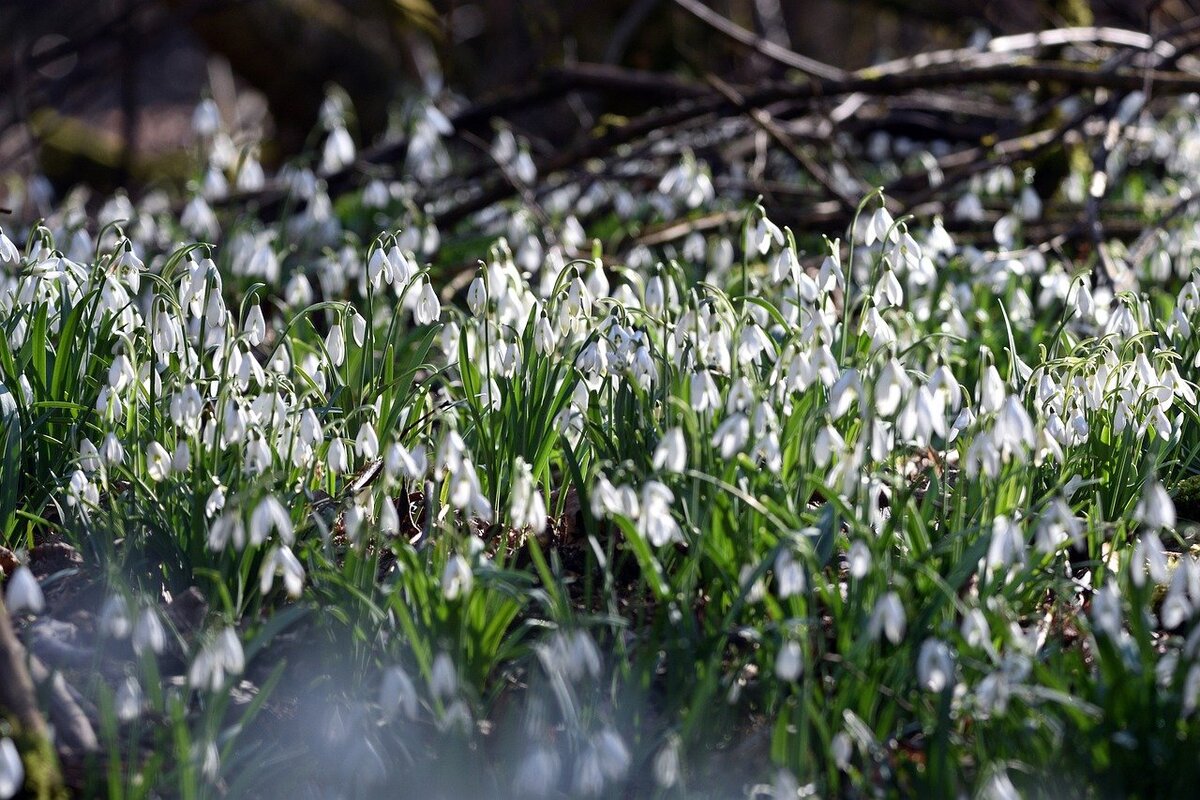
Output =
[{"x1": 3, "y1": 0, "x2": 1193, "y2": 201}]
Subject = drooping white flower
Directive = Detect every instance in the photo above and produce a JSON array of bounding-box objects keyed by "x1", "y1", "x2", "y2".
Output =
[
  {"x1": 867, "y1": 592, "x2": 906, "y2": 644},
  {"x1": 441, "y1": 555, "x2": 473, "y2": 600},
  {"x1": 639, "y1": 481, "x2": 682, "y2": 546},
  {"x1": 510, "y1": 457, "x2": 547, "y2": 534},
  {"x1": 250, "y1": 495, "x2": 294, "y2": 546},
  {"x1": 1135, "y1": 479, "x2": 1176, "y2": 531},
  {"x1": 776, "y1": 640, "x2": 803, "y2": 682},
  {"x1": 917, "y1": 638, "x2": 955, "y2": 692},
  {"x1": 652, "y1": 427, "x2": 687, "y2": 474},
  {"x1": 146, "y1": 441, "x2": 172, "y2": 482},
  {"x1": 0, "y1": 737, "x2": 24, "y2": 800},
  {"x1": 259, "y1": 545, "x2": 305, "y2": 598},
  {"x1": 5, "y1": 566, "x2": 44, "y2": 615}
]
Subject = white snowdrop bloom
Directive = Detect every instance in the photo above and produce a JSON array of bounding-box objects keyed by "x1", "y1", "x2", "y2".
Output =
[
  {"x1": 466, "y1": 275, "x2": 486, "y2": 314},
  {"x1": 644, "y1": 273, "x2": 665, "y2": 314},
  {"x1": 328, "y1": 438, "x2": 349, "y2": 474},
  {"x1": 429, "y1": 652, "x2": 458, "y2": 700},
  {"x1": 325, "y1": 324, "x2": 346, "y2": 367},
  {"x1": 192, "y1": 97, "x2": 221, "y2": 136},
  {"x1": 978, "y1": 365, "x2": 1006, "y2": 414},
  {"x1": 749, "y1": 215, "x2": 784, "y2": 254},
  {"x1": 828, "y1": 369, "x2": 860, "y2": 418},
  {"x1": 514, "y1": 747, "x2": 560, "y2": 797},
  {"x1": 0, "y1": 737, "x2": 23, "y2": 800},
  {"x1": 775, "y1": 547, "x2": 806, "y2": 598},
  {"x1": 115, "y1": 676, "x2": 143, "y2": 722},
  {"x1": 250, "y1": 495, "x2": 294, "y2": 546},
  {"x1": 874, "y1": 359, "x2": 909, "y2": 417},
  {"x1": 5, "y1": 566, "x2": 44, "y2": 615},
  {"x1": 868, "y1": 592, "x2": 906, "y2": 644},
  {"x1": 689, "y1": 369, "x2": 720, "y2": 413},
  {"x1": 712, "y1": 413, "x2": 750, "y2": 459},
  {"x1": 99, "y1": 594, "x2": 131, "y2": 638},
  {"x1": 205, "y1": 485, "x2": 227, "y2": 518},
  {"x1": 244, "y1": 305, "x2": 266, "y2": 346},
  {"x1": 132, "y1": 608, "x2": 166, "y2": 656},
  {"x1": 813, "y1": 424, "x2": 845, "y2": 469},
  {"x1": 1135, "y1": 479, "x2": 1176, "y2": 531},
  {"x1": 510, "y1": 458, "x2": 547, "y2": 534},
  {"x1": 1162, "y1": 562, "x2": 1193, "y2": 630},
  {"x1": 355, "y1": 423, "x2": 379, "y2": 460},
  {"x1": 847, "y1": 540, "x2": 872, "y2": 579},
  {"x1": 414, "y1": 279, "x2": 441, "y2": 325},
  {"x1": 0, "y1": 228, "x2": 21, "y2": 268},
  {"x1": 368, "y1": 247, "x2": 393, "y2": 288},
  {"x1": 321, "y1": 126, "x2": 356, "y2": 173},
  {"x1": 865, "y1": 206, "x2": 896, "y2": 246},
  {"x1": 343, "y1": 501, "x2": 367, "y2": 545},
  {"x1": 1131, "y1": 532, "x2": 1169, "y2": 588},
  {"x1": 993, "y1": 396, "x2": 1035, "y2": 456},
  {"x1": 108, "y1": 353, "x2": 135, "y2": 392},
  {"x1": 961, "y1": 608, "x2": 993, "y2": 651},
  {"x1": 917, "y1": 638, "x2": 955, "y2": 692},
  {"x1": 776, "y1": 640, "x2": 803, "y2": 682},
  {"x1": 1091, "y1": 582, "x2": 1123, "y2": 638},
  {"x1": 441, "y1": 555, "x2": 473, "y2": 600},
  {"x1": 145, "y1": 441, "x2": 172, "y2": 482},
  {"x1": 593, "y1": 726, "x2": 631, "y2": 782},
  {"x1": 980, "y1": 769, "x2": 1022, "y2": 800},
  {"x1": 208, "y1": 511, "x2": 246, "y2": 552},
  {"x1": 874, "y1": 268, "x2": 903, "y2": 309},
  {"x1": 640, "y1": 481, "x2": 682, "y2": 546},
  {"x1": 897, "y1": 385, "x2": 945, "y2": 446},
  {"x1": 78, "y1": 437, "x2": 101, "y2": 473},
  {"x1": 379, "y1": 665, "x2": 418, "y2": 721},
  {"x1": 259, "y1": 545, "x2": 305, "y2": 598},
  {"x1": 1034, "y1": 498, "x2": 1083, "y2": 553},
  {"x1": 189, "y1": 627, "x2": 245, "y2": 692},
  {"x1": 986, "y1": 515, "x2": 1026, "y2": 573},
  {"x1": 653, "y1": 734, "x2": 681, "y2": 788},
  {"x1": 652, "y1": 427, "x2": 687, "y2": 474},
  {"x1": 384, "y1": 441, "x2": 426, "y2": 480}
]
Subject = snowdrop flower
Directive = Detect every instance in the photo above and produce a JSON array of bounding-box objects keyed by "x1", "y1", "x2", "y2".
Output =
[
  {"x1": 259, "y1": 545, "x2": 305, "y2": 598},
  {"x1": 639, "y1": 481, "x2": 682, "y2": 546},
  {"x1": 775, "y1": 547, "x2": 806, "y2": 598},
  {"x1": 917, "y1": 638, "x2": 955, "y2": 692},
  {"x1": 250, "y1": 495, "x2": 294, "y2": 546},
  {"x1": 321, "y1": 126, "x2": 355, "y2": 173},
  {"x1": 5, "y1": 566, "x2": 44, "y2": 615},
  {"x1": 327, "y1": 437, "x2": 349, "y2": 474},
  {"x1": 867, "y1": 592, "x2": 906, "y2": 644},
  {"x1": 653, "y1": 734, "x2": 682, "y2": 788},
  {"x1": 355, "y1": 423, "x2": 379, "y2": 460},
  {"x1": 379, "y1": 665, "x2": 419, "y2": 721},
  {"x1": 652, "y1": 427, "x2": 687, "y2": 474},
  {"x1": 514, "y1": 747, "x2": 560, "y2": 796},
  {"x1": 189, "y1": 627, "x2": 245, "y2": 691},
  {"x1": 325, "y1": 324, "x2": 346, "y2": 367},
  {"x1": 847, "y1": 540, "x2": 872, "y2": 579},
  {"x1": 414, "y1": 279, "x2": 441, "y2": 325},
  {"x1": 115, "y1": 676, "x2": 143, "y2": 722},
  {"x1": 1135, "y1": 479, "x2": 1176, "y2": 531},
  {"x1": 1131, "y1": 532, "x2": 1169, "y2": 588},
  {"x1": 132, "y1": 608, "x2": 166, "y2": 656},
  {"x1": 208, "y1": 511, "x2": 246, "y2": 552},
  {"x1": 0, "y1": 737, "x2": 23, "y2": 800},
  {"x1": 146, "y1": 441, "x2": 172, "y2": 481},
  {"x1": 429, "y1": 652, "x2": 458, "y2": 700},
  {"x1": 441, "y1": 554, "x2": 473, "y2": 600},
  {"x1": 776, "y1": 640, "x2": 803, "y2": 682},
  {"x1": 510, "y1": 457, "x2": 547, "y2": 534}
]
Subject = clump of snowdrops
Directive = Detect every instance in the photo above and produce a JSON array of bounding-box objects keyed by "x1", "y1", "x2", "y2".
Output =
[{"x1": 0, "y1": 92, "x2": 1198, "y2": 799}]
